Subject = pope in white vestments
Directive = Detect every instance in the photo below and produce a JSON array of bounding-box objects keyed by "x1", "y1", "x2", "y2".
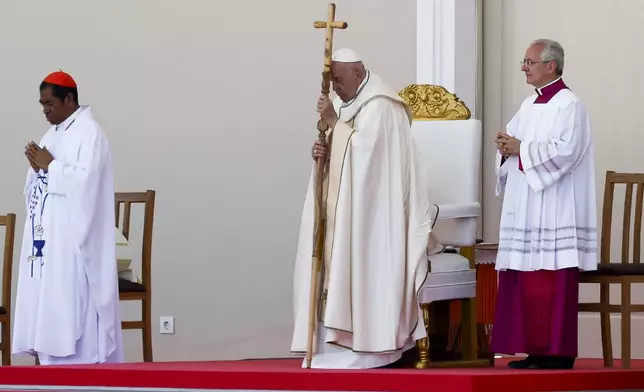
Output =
[
  {"x1": 290, "y1": 49, "x2": 432, "y2": 369},
  {"x1": 491, "y1": 39, "x2": 597, "y2": 370},
  {"x1": 13, "y1": 71, "x2": 124, "y2": 365}
]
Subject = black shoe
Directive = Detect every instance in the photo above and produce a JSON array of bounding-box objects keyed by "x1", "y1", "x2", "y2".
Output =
[
  {"x1": 377, "y1": 359, "x2": 403, "y2": 369},
  {"x1": 538, "y1": 356, "x2": 575, "y2": 370},
  {"x1": 507, "y1": 355, "x2": 542, "y2": 369},
  {"x1": 377, "y1": 347, "x2": 417, "y2": 369}
]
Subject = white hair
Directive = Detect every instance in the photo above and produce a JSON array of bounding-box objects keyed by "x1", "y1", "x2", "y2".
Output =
[{"x1": 531, "y1": 39, "x2": 564, "y2": 75}]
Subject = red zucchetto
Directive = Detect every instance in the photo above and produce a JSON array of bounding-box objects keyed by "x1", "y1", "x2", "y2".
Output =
[{"x1": 42, "y1": 70, "x2": 77, "y2": 88}]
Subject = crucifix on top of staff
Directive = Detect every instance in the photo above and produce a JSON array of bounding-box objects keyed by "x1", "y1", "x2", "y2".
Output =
[{"x1": 305, "y1": 3, "x2": 347, "y2": 369}]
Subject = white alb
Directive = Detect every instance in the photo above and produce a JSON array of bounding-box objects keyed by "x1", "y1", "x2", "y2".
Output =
[{"x1": 13, "y1": 106, "x2": 124, "y2": 365}]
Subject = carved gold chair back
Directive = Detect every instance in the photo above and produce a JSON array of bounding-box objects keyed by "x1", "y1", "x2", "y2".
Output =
[{"x1": 398, "y1": 84, "x2": 471, "y2": 121}]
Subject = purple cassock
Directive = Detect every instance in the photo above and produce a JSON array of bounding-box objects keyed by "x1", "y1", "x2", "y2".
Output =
[{"x1": 490, "y1": 268, "x2": 579, "y2": 357}]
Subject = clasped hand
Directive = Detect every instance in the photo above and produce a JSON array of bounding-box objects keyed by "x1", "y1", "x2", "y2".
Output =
[
  {"x1": 496, "y1": 132, "x2": 521, "y2": 158},
  {"x1": 317, "y1": 94, "x2": 338, "y2": 128},
  {"x1": 25, "y1": 141, "x2": 54, "y2": 171}
]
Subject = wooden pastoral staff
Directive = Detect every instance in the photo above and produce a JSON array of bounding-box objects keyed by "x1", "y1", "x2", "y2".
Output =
[{"x1": 306, "y1": 3, "x2": 348, "y2": 370}]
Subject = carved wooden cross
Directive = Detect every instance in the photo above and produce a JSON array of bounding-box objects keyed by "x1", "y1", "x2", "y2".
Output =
[{"x1": 313, "y1": 3, "x2": 348, "y2": 93}]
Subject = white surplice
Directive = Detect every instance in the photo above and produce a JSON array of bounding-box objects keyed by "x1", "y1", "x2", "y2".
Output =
[
  {"x1": 12, "y1": 106, "x2": 124, "y2": 365},
  {"x1": 290, "y1": 72, "x2": 432, "y2": 369},
  {"x1": 495, "y1": 87, "x2": 598, "y2": 272}
]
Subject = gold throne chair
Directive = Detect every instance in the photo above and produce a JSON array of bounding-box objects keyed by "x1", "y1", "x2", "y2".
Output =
[{"x1": 398, "y1": 84, "x2": 491, "y2": 368}]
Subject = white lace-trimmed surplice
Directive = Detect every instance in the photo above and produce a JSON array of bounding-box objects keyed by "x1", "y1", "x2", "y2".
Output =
[
  {"x1": 495, "y1": 82, "x2": 598, "y2": 272},
  {"x1": 12, "y1": 105, "x2": 124, "y2": 365}
]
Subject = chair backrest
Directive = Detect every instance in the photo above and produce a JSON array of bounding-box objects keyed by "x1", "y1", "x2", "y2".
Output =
[
  {"x1": 600, "y1": 171, "x2": 644, "y2": 265},
  {"x1": 398, "y1": 84, "x2": 482, "y2": 244},
  {"x1": 0, "y1": 214, "x2": 16, "y2": 312},
  {"x1": 115, "y1": 191, "x2": 156, "y2": 289}
]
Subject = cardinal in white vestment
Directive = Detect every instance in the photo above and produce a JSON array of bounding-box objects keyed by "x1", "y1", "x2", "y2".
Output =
[
  {"x1": 290, "y1": 48, "x2": 432, "y2": 369},
  {"x1": 491, "y1": 39, "x2": 597, "y2": 370},
  {"x1": 13, "y1": 71, "x2": 124, "y2": 365}
]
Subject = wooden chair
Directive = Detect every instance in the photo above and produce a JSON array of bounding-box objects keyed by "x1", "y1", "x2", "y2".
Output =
[
  {"x1": 579, "y1": 171, "x2": 644, "y2": 369},
  {"x1": 115, "y1": 191, "x2": 155, "y2": 362},
  {"x1": 0, "y1": 214, "x2": 15, "y2": 366}
]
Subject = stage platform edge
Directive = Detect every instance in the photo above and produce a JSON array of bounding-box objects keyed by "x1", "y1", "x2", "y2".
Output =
[{"x1": 0, "y1": 357, "x2": 642, "y2": 392}]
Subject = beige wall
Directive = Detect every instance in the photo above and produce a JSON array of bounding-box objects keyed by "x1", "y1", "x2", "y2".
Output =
[
  {"x1": 483, "y1": 0, "x2": 644, "y2": 358},
  {"x1": 0, "y1": 0, "x2": 416, "y2": 363}
]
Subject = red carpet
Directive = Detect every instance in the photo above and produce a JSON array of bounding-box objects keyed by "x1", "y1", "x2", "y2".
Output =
[{"x1": 0, "y1": 357, "x2": 643, "y2": 392}]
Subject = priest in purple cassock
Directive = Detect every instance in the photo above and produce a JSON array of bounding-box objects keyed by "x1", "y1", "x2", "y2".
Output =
[{"x1": 491, "y1": 39, "x2": 598, "y2": 370}]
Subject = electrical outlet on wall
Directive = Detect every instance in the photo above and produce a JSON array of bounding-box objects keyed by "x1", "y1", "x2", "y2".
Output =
[{"x1": 160, "y1": 316, "x2": 175, "y2": 334}]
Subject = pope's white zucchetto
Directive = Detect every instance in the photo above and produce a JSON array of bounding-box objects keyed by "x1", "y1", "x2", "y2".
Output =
[{"x1": 332, "y1": 48, "x2": 362, "y2": 63}]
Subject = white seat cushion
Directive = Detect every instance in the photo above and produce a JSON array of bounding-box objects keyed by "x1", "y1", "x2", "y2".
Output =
[
  {"x1": 428, "y1": 252, "x2": 471, "y2": 273},
  {"x1": 418, "y1": 253, "x2": 476, "y2": 304},
  {"x1": 430, "y1": 203, "x2": 480, "y2": 247}
]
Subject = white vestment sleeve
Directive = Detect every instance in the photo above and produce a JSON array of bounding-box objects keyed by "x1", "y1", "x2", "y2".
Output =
[
  {"x1": 519, "y1": 100, "x2": 591, "y2": 193},
  {"x1": 46, "y1": 128, "x2": 110, "y2": 251},
  {"x1": 46, "y1": 128, "x2": 103, "y2": 197}
]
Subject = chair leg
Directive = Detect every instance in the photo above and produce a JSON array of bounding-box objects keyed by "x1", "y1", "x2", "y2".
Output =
[
  {"x1": 599, "y1": 283, "x2": 613, "y2": 367},
  {"x1": 461, "y1": 297, "x2": 478, "y2": 361},
  {"x1": 621, "y1": 282, "x2": 631, "y2": 369},
  {"x1": 142, "y1": 299, "x2": 153, "y2": 362},
  {"x1": 1, "y1": 321, "x2": 10, "y2": 366},
  {"x1": 415, "y1": 303, "x2": 430, "y2": 369}
]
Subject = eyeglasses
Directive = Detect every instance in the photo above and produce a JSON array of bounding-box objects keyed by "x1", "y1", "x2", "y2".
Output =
[{"x1": 520, "y1": 59, "x2": 551, "y2": 67}]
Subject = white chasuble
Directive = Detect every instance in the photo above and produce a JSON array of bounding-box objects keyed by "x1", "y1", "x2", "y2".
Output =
[
  {"x1": 495, "y1": 86, "x2": 598, "y2": 272},
  {"x1": 290, "y1": 72, "x2": 432, "y2": 369},
  {"x1": 12, "y1": 106, "x2": 124, "y2": 365}
]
